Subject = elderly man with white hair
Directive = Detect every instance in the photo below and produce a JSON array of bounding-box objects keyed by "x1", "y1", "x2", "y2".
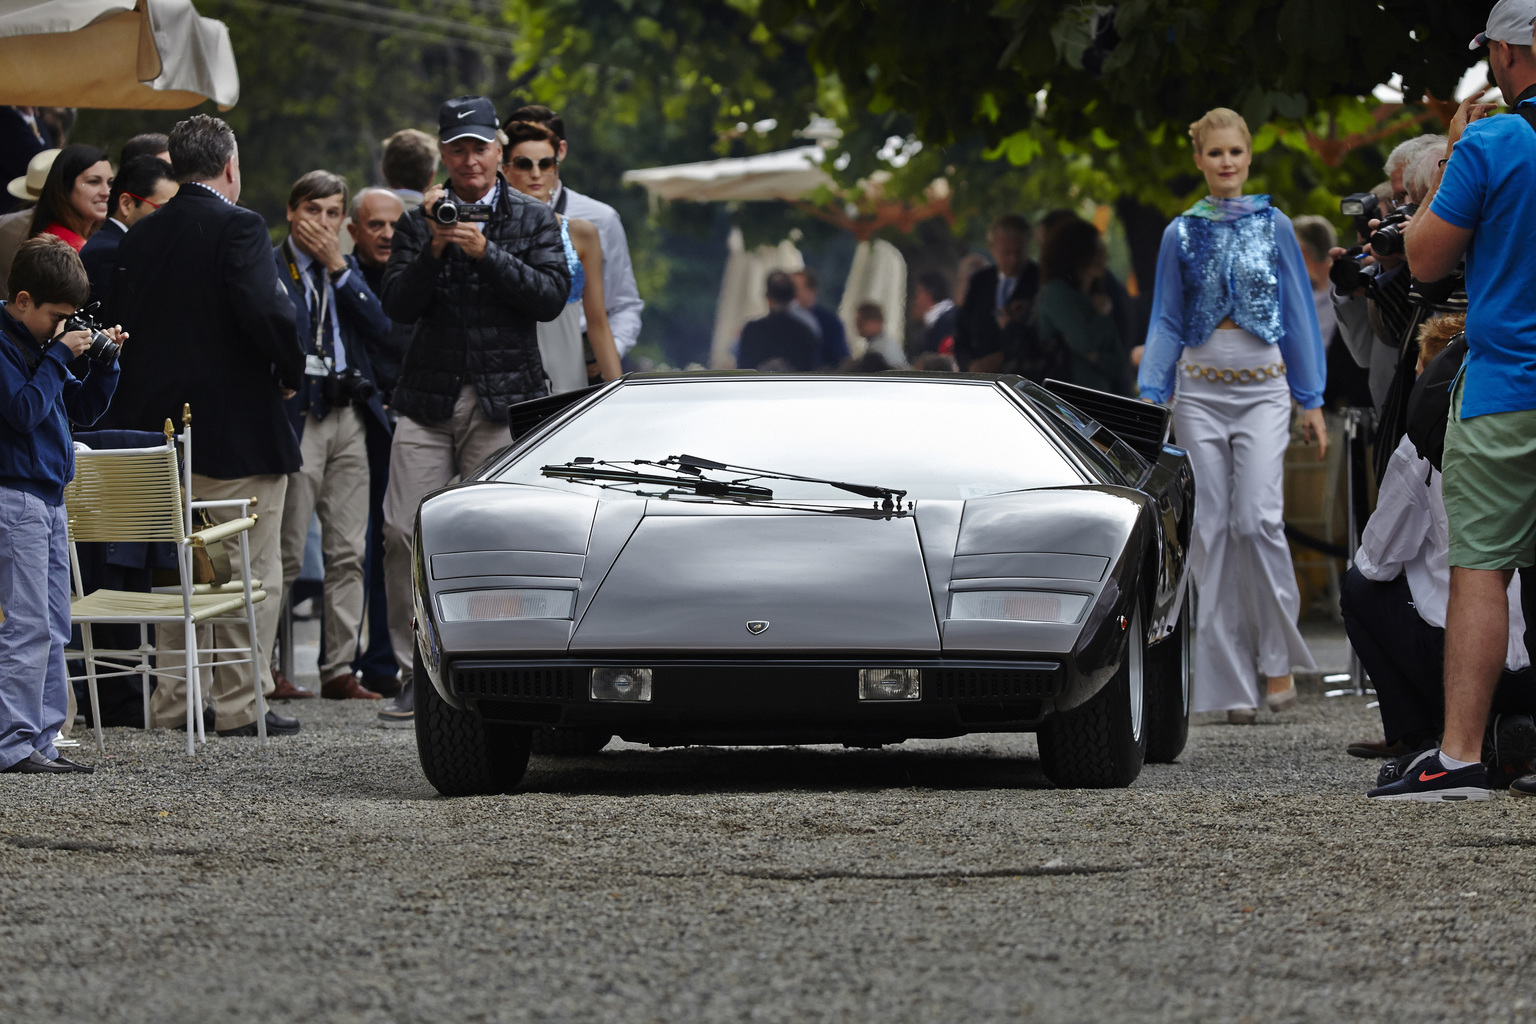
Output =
[{"x1": 1329, "y1": 134, "x2": 1451, "y2": 412}]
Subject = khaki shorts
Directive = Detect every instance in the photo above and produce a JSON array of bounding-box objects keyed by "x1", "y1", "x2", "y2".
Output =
[{"x1": 1443, "y1": 375, "x2": 1536, "y2": 570}]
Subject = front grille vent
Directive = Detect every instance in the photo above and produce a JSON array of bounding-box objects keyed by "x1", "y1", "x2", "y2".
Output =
[
  {"x1": 929, "y1": 668, "x2": 1060, "y2": 701},
  {"x1": 452, "y1": 665, "x2": 578, "y2": 701}
]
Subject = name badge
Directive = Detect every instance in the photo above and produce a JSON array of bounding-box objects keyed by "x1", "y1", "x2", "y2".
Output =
[{"x1": 305, "y1": 354, "x2": 330, "y2": 377}]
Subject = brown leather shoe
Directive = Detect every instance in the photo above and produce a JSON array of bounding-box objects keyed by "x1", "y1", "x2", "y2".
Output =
[
  {"x1": 1346, "y1": 737, "x2": 1412, "y2": 759},
  {"x1": 321, "y1": 673, "x2": 382, "y2": 700},
  {"x1": 270, "y1": 670, "x2": 315, "y2": 700},
  {"x1": 361, "y1": 674, "x2": 402, "y2": 698}
]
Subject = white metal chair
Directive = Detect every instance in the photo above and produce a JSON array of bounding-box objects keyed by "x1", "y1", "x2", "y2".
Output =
[{"x1": 65, "y1": 410, "x2": 269, "y2": 755}]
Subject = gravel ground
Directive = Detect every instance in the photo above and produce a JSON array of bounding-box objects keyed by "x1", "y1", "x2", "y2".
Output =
[{"x1": 3, "y1": 679, "x2": 1535, "y2": 1024}]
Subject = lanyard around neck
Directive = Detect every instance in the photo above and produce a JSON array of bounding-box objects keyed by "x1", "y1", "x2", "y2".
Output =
[{"x1": 284, "y1": 239, "x2": 332, "y2": 358}]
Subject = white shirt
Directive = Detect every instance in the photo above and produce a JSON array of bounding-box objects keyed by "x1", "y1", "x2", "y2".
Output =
[
  {"x1": 107, "y1": 217, "x2": 128, "y2": 234},
  {"x1": 922, "y1": 298, "x2": 955, "y2": 328},
  {"x1": 187, "y1": 180, "x2": 235, "y2": 206},
  {"x1": 549, "y1": 182, "x2": 644, "y2": 357},
  {"x1": 862, "y1": 330, "x2": 908, "y2": 369},
  {"x1": 290, "y1": 243, "x2": 348, "y2": 372},
  {"x1": 1356, "y1": 435, "x2": 1527, "y2": 669}
]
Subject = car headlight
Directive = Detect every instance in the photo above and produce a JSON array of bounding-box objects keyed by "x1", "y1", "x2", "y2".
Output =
[
  {"x1": 436, "y1": 588, "x2": 576, "y2": 622},
  {"x1": 948, "y1": 590, "x2": 1091, "y2": 624}
]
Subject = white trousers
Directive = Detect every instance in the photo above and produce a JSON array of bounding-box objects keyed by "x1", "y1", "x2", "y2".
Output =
[{"x1": 1173, "y1": 329, "x2": 1315, "y2": 712}]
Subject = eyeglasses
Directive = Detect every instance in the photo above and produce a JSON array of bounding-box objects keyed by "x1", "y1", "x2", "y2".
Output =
[
  {"x1": 123, "y1": 191, "x2": 163, "y2": 210},
  {"x1": 506, "y1": 156, "x2": 558, "y2": 173}
]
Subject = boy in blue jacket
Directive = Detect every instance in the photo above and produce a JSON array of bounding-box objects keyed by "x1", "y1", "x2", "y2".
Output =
[{"x1": 0, "y1": 235, "x2": 124, "y2": 774}]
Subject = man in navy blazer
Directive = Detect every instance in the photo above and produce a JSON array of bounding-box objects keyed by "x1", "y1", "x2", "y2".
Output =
[
  {"x1": 271, "y1": 170, "x2": 392, "y2": 704},
  {"x1": 105, "y1": 114, "x2": 306, "y2": 738},
  {"x1": 79, "y1": 155, "x2": 176, "y2": 308}
]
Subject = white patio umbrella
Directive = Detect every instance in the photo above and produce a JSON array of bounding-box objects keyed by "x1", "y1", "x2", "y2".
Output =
[
  {"x1": 621, "y1": 145, "x2": 832, "y2": 204},
  {"x1": 0, "y1": 0, "x2": 239, "y2": 109}
]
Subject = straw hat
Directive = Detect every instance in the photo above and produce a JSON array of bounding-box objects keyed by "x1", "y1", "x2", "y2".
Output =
[{"x1": 7, "y1": 148, "x2": 61, "y2": 201}]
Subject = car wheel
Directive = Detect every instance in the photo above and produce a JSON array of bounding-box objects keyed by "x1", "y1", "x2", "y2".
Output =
[
  {"x1": 1037, "y1": 601, "x2": 1147, "y2": 789},
  {"x1": 414, "y1": 645, "x2": 532, "y2": 796},
  {"x1": 530, "y1": 727, "x2": 613, "y2": 756},
  {"x1": 1144, "y1": 597, "x2": 1191, "y2": 764}
]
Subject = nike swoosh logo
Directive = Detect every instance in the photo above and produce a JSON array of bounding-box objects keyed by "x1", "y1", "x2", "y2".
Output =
[
  {"x1": 457, "y1": 110, "x2": 473, "y2": 119},
  {"x1": 1419, "y1": 770, "x2": 1449, "y2": 782}
]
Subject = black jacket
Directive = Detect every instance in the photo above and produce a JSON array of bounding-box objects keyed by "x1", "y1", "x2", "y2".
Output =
[
  {"x1": 954, "y1": 262, "x2": 1040, "y2": 371},
  {"x1": 381, "y1": 176, "x2": 569, "y2": 425},
  {"x1": 273, "y1": 245, "x2": 391, "y2": 439},
  {"x1": 105, "y1": 185, "x2": 305, "y2": 478},
  {"x1": 738, "y1": 310, "x2": 819, "y2": 371},
  {"x1": 80, "y1": 219, "x2": 124, "y2": 308},
  {"x1": 357, "y1": 258, "x2": 411, "y2": 402}
]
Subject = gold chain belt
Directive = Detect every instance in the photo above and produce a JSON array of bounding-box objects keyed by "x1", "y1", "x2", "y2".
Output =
[{"x1": 1181, "y1": 361, "x2": 1286, "y2": 384}]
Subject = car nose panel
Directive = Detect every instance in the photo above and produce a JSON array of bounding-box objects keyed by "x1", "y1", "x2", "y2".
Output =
[{"x1": 571, "y1": 514, "x2": 941, "y2": 652}]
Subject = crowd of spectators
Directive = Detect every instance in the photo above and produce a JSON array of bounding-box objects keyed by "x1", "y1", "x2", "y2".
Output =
[{"x1": 0, "y1": 92, "x2": 642, "y2": 764}]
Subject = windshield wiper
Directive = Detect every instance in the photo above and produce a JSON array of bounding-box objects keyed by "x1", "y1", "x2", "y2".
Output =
[
  {"x1": 540, "y1": 454, "x2": 908, "y2": 510},
  {"x1": 540, "y1": 459, "x2": 774, "y2": 501},
  {"x1": 661, "y1": 454, "x2": 907, "y2": 511}
]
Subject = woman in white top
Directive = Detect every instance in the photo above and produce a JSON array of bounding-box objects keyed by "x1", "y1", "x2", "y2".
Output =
[{"x1": 500, "y1": 120, "x2": 622, "y2": 391}]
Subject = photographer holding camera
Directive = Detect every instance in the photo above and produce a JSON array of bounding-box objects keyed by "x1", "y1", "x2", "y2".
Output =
[
  {"x1": 1329, "y1": 140, "x2": 1442, "y2": 413},
  {"x1": 378, "y1": 95, "x2": 570, "y2": 721},
  {"x1": 0, "y1": 236, "x2": 122, "y2": 773},
  {"x1": 1367, "y1": 0, "x2": 1536, "y2": 800},
  {"x1": 271, "y1": 170, "x2": 392, "y2": 703}
]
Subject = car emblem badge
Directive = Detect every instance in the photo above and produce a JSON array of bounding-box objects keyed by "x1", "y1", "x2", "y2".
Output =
[{"x1": 746, "y1": 620, "x2": 770, "y2": 635}]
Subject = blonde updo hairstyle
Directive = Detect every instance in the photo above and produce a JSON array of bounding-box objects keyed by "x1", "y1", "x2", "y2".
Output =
[{"x1": 1188, "y1": 108, "x2": 1251, "y2": 152}]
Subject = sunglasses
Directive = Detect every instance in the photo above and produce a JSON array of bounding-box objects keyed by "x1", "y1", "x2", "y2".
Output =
[
  {"x1": 506, "y1": 156, "x2": 558, "y2": 172},
  {"x1": 123, "y1": 191, "x2": 163, "y2": 210}
]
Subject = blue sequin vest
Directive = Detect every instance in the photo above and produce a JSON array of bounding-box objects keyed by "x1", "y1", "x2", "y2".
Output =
[{"x1": 1176, "y1": 208, "x2": 1282, "y2": 347}]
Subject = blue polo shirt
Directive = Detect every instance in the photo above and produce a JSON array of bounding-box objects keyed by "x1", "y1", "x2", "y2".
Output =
[{"x1": 1430, "y1": 99, "x2": 1536, "y2": 419}]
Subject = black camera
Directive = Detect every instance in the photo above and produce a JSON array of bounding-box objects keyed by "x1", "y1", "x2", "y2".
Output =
[
  {"x1": 1341, "y1": 192, "x2": 1380, "y2": 240},
  {"x1": 1369, "y1": 204, "x2": 1417, "y2": 259},
  {"x1": 430, "y1": 194, "x2": 493, "y2": 226},
  {"x1": 1330, "y1": 248, "x2": 1374, "y2": 296},
  {"x1": 63, "y1": 302, "x2": 118, "y2": 364},
  {"x1": 320, "y1": 366, "x2": 377, "y2": 408}
]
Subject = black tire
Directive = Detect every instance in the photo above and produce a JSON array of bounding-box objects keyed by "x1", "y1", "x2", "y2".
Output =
[
  {"x1": 1037, "y1": 602, "x2": 1147, "y2": 788},
  {"x1": 530, "y1": 727, "x2": 612, "y2": 756},
  {"x1": 1144, "y1": 597, "x2": 1191, "y2": 764},
  {"x1": 414, "y1": 646, "x2": 532, "y2": 796}
]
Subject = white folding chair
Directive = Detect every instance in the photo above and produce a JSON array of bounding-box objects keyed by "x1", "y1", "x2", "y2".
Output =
[{"x1": 65, "y1": 410, "x2": 269, "y2": 755}]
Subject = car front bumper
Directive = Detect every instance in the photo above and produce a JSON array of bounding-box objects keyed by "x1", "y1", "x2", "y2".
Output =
[{"x1": 443, "y1": 656, "x2": 1093, "y2": 745}]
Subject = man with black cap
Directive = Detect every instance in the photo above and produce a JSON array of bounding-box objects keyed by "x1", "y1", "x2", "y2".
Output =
[
  {"x1": 1370, "y1": 0, "x2": 1536, "y2": 801},
  {"x1": 377, "y1": 95, "x2": 569, "y2": 724}
]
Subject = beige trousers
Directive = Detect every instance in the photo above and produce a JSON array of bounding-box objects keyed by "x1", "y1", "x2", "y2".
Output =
[
  {"x1": 275, "y1": 407, "x2": 370, "y2": 682},
  {"x1": 383, "y1": 386, "x2": 510, "y2": 687},
  {"x1": 150, "y1": 474, "x2": 287, "y2": 730}
]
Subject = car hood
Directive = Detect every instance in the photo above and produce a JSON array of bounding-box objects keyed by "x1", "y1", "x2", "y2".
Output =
[{"x1": 571, "y1": 508, "x2": 940, "y2": 652}]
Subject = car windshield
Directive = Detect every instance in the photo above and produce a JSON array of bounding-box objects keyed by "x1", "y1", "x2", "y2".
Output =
[{"x1": 495, "y1": 377, "x2": 1083, "y2": 501}]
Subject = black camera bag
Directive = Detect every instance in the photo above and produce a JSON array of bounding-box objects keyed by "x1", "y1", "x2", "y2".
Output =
[{"x1": 1405, "y1": 331, "x2": 1466, "y2": 471}]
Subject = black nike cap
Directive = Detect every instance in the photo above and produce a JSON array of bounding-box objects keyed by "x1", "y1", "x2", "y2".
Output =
[{"x1": 438, "y1": 95, "x2": 499, "y2": 144}]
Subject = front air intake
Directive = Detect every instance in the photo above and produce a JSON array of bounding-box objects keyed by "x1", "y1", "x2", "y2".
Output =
[{"x1": 451, "y1": 664, "x2": 578, "y2": 701}]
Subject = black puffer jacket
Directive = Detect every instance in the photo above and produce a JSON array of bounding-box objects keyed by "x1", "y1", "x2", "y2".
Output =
[{"x1": 381, "y1": 176, "x2": 570, "y2": 425}]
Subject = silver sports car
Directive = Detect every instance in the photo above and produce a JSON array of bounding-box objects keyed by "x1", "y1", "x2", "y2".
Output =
[{"x1": 411, "y1": 372, "x2": 1194, "y2": 795}]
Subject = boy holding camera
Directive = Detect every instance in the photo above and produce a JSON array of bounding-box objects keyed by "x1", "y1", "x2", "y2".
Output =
[{"x1": 0, "y1": 235, "x2": 124, "y2": 774}]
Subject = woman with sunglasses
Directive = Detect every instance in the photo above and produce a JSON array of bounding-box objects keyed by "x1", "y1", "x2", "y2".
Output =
[
  {"x1": 499, "y1": 120, "x2": 622, "y2": 391},
  {"x1": 79, "y1": 155, "x2": 177, "y2": 307},
  {"x1": 27, "y1": 144, "x2": 112, "y2": 252}
]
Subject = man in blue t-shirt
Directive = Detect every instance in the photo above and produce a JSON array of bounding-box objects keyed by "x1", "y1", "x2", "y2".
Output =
[{"x1": 1374, "y1": 0, "x2": 1536, "y2": 802}]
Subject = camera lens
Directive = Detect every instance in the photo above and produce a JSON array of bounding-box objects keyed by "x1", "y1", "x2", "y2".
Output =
[
  {"x1": 433, "y1": 198, "x2": 459, "y2": 225},
  {"x1": 86, "y1": 330, "x2": 118, "y2": 364}
]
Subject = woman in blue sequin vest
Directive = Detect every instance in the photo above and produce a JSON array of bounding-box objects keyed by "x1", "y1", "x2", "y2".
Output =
[{"x1": 1138, "y1": 108, "x2": 1330, "y2": 723}]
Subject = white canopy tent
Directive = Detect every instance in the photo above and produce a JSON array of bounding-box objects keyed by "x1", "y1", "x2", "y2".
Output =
[
  {"x1": 625, "y1": 144, "x2": 908, "y2": 369},
  {"x1": 0, "y1": 0, "x2": 239, "y2": 109}
]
